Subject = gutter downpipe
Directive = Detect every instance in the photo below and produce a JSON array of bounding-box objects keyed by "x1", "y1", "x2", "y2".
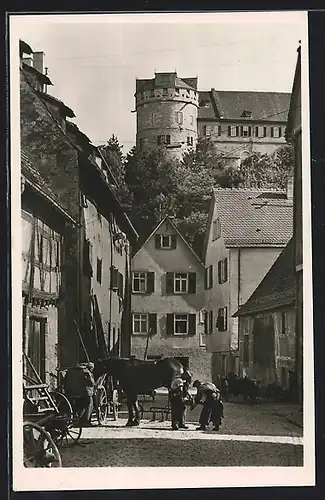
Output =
[{"x1": 237, "y1": 248, "x2": 241, "y2": 375}]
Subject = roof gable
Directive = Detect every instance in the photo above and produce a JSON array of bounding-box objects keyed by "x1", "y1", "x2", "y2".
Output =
[
  {"x1": 211, "y1": 188, "x2": 293, "y2": 248},
  {"x1": 234, "y1": 238, "x2": 295, "y2": 316},
  {"x1": 133, "y1": 216, "x2": 204, "y2": 266}
]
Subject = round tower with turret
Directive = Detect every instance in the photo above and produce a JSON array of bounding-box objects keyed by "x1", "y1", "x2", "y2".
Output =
[{"x1": 135, "y1": 72, "x2": 199, "y2": 159}]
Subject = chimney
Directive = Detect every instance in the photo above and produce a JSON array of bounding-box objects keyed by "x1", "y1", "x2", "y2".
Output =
[
  {"x1": 286, "y1": 175, "x2": 294, "y2": 200},
  {"x1": 33, "y1": 51, "x2": 44, "y2": 74}
]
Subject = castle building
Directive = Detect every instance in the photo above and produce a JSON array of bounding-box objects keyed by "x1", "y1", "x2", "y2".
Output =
[
  {"x1": 135, "y1": 72, "x2": 291, "y2": 162},
  {"x1": 135, "y1": 72, "x2": 199, "y2": 159}
]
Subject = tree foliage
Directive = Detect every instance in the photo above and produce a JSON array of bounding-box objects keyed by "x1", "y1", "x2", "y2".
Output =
[{"x1": 103, "y1": 136, "x2": 294, "y2": 257}]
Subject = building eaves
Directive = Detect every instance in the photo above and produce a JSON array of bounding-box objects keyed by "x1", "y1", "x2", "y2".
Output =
[
  {"x1": 36, "y1": 90, "x2": 75, "y2": 118},
  {"x1": 21, "y1": 62, "x2": 53, "y2": 87}
]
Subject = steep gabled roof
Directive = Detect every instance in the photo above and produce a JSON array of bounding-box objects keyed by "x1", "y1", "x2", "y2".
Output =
[
  {"x1": 198, "y1": 90, "x2": 291, "y2": 122},
  {"x1": 234, "y1": 238, "x2": 295, "y2": 316},
  {"x1": 21, "y1": 150, "x2": 78, "y2": 225},
  {"x1": 208, "y1": 188, "x2": 293, "y2": 249},
  {"x1": 133, "y1": 216, "x2": 204, "y2": 266}
]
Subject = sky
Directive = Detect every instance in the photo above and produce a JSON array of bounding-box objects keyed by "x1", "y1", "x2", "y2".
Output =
[{"x1": 11, "y1": 11, "x2": 307, "y2": 154}]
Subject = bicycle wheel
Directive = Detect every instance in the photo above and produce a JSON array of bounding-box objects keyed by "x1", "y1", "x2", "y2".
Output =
[{"x1": 23, "y1": 421, "x2": 62, "y2": 468}]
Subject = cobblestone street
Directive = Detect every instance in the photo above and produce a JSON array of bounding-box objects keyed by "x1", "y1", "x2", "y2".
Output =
[{"x1": 60, "y1": 398, "x2": 303, "y2": 468}]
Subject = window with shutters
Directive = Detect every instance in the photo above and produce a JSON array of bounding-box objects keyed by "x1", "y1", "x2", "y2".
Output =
[
  {"x1": 133, "y1": 313, "x2": 148, "y2": 334},
  {"x1": 117, "y1": 272, "x2": 124, "y2": 297},
  {"x1": 216, "y1": 307, "x2": 227, "y2": 331},
  {"x1": 218, "y1": 258, "x2": 228, "y2": 284},
  {"x1": 155, "y1": 233, "x2": 177, "y2": 250},
  {"x1": 241, "y1": 125, "x2": 250, "y2": 137},
  {"x1": 272, "y1": 126, "x2": 281, "y2": 138},
  {"x1": 213, "y1": 125, "x2": 221, "y2": 136},
  {"x1": 199, "y1": 333, "x2": 206, "y2": 347},
  {"x1": 174, "y1": 314, "x2": 188, "y2": 334},
  {"x1": 212, "y1": 218, "x2": 221, "y2": 240},
  {"x1": 174, "y1": 273, "x2": 188, "y2": 293},
  {"x1": 132, "y1": 271, "x2": 154, "y2": 293},
  {"x1": 229, "y1": 126, "x2": 238, "y2": 137},
  {"x1": 187, "y1": 136, "x2": 193, "y2": 146},
  {"x1": 205, "y1": 265, "x2": 213, "y2": 289}
]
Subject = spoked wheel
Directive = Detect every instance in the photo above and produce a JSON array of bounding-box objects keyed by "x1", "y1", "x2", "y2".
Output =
[
  {"x1": 23, "y1": 421, "x2": 62, "y2": 468},
  {"x1": 47, "y1": 392, "x2": 82, "y2": 446},
  {"x1": 96, "y1": 386, "x2": 108, "y2": 425},
  {"x1": 111, "y1": 389, "x2": 119, "y2": 421}
]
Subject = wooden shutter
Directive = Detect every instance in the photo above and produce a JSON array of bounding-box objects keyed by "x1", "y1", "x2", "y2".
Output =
[
  {"x1": 146, "y1": 272, "x2": 155, "y2": 293},
  {"x1": 216, "y1": 310, "x2": 223, "y2": 331},
  {"x1": 228, "y1": 126, "x2": 231, "y2": 136},
  {"x1": 155, "y1": 234, "x2": 161, "y2": 249},
  {"x1": 218, "y1": 260, "x2": 221, "y2": 284},
  {"x1": 218, "y1": 125, "x2": 222, "y2": 136},
  {"x1": 224, "y1": 258, "x2": 228, "y2": 282},
  {"x1": 148, "y1": 313, "x2": 157, "y2": 335},
  {"x1": 263, "y1": 127, "x2": 267, "y2": 137},
  {"x1": 204, "y1": 125, "x2": 207, "y2": 136},
  {"x1": 271, "y1": 127, "x2": 274, "y2": 137},
  {"x1": 236, "y1": 126, "x2": 239, "y2": 136},
  {"x1": 188, "y1": 314, "x2": 196, "y2": 336},
  {"x1": 209, "y1": 310, "x2": 213, "y2": 333},
  {"x1": 83, "y1": 240, "x2": 93, "y2": 278},
  {"x1": 171, "y1": 234, "x2": 177, "y2": 249},
  {"x1": 188, "y1": 273, "x2": 196, "y2": 294},
  {"x1": 157, "y1": 135, "x2": 161, "y2": 145},
  {"x1": 166, "y1": 272, "x2": 174, "y2": 294},
  {"x1": 209, "y1": 265, "x2": 213, "y2": 288},
  {"x1": 204, "y1": 267, "x2": 207, "y2": 289},
  {"x1": 255, "y1": 126, "x2": 258, "y2": 137},
  {"x1": 224, "y1": 307, "x2": 228, "y2": 331},
  {"x1": 118, "y1": 272, "x2": 124, "y2": 297},
  {"x1": 248, "y1": 126, "x2": 252, "y2": 136},
  {"x1": 166, "y1": 313, "x2": 174, "y2": 335}
]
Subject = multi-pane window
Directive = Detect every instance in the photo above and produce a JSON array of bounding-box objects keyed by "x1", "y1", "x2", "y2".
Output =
[
  {"x1": 132, "y1": 271, "x2": 155, "y2": 294},
  {"x1": 167, "y1": 313, "x2": 196, "y2": 336},
  {"x1": 155, "y1": 233, "x2": 177, "y2": 250},
  {"x1": 271, "y1": 126, "x2": 281, "y2": 138},
  {"x1": 229, "y1": 125, "x2": 238, "y2": 137},
  {"x1": 133, "y1": 314, "x2": 149, "y2": 334},
  {"x1": 213, "y1": 125, "x2": 221, "y2": 136},
  {"x1": 205, "y1": 265, "x2": 213, "y2": 289},
  {"x1": 241, "y1": 125, "x2": 251, "y2": 137},
  {"x1": 205, "y1": 310, "x2": 213, "y2": 334},
  {"x1": 218, "y1": 258, "x2": 228, "y2": 284},
  {"x1": 212, "y1": 218, "x2": 221, "y2": 240},
  {"x1": 132, "y1": 272, "x2": 147, "y2": 293},
  {"x1": 174, "y1": 273, "x2": 188, "y2": 293},
  {"x1": 216, "y1": 307, "x2": 227, "y2": 331},
  {"x1": 166, "y1": 272, "x2": 196, "y2": 294},
  {"x1": 174, "y1": 314, "x2": 188, "y2": 334}
]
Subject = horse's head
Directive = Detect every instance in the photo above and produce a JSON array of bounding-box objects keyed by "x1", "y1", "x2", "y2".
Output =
[{"x1": 93, "y1": 358, "x2": 112, "y2": 380}]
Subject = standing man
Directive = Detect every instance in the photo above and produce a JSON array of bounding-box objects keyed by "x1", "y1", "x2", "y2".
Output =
[
  {"x1": 193, "y1": 380, "x2": 224, "y2": 431},
  {"x1": 64, "y1": 362, "x2": 96, "y2": 427},
  {"x1": 169, "y1": 376, "x2": 190, "y2": 430}
]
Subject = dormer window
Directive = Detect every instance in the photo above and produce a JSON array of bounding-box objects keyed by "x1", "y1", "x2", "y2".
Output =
[{"x1": 241, "y1": 109, "x2": 252, "y2": 118}]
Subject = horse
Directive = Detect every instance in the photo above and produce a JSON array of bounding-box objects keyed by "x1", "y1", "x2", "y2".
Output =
[{"x1": 94, "y1": 356, "x2": 185, "y2": 426}]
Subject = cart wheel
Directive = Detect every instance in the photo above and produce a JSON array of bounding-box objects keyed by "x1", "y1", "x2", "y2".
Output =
[
  {"x1": 23, "y1": 421, "x2": 62, "y2": 468},
  {"x1": 112, "y1": 389, "x2": 119, "y2": 421},
  {"x1": 50, "y1": 391, "x2": 73, "y2": 425},
  {"x1": 96, "y1": 386, "x2": 108, "y2": 425},
  {"x1": 48, "y1": 392, "x2": 82, "y2": 446}
]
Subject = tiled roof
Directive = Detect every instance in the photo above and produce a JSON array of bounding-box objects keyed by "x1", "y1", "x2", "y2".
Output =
[
  {"x1": 136, "y1": 75, "x2": 197, "y2": 92},
  {"x1": 21, "y1": 150, "x2": 77, "y2": 224},
  {"x1": 198, "y1": 90, "x2": 291, "y2": 122},
  {"x1": 214, "y1": 188, "x2": 293, "y2": 247},
  {"x1": 234, "y1": 238, "x2": 295, "y2": 316}
]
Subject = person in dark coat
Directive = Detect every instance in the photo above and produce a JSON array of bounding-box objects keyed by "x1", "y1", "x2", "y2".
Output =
[
  {"x1": 169, "y1": 374, "x2": 193, "y2": 430},
  {"x1": 64, "y1": 362, "x2": 96, "y2": 427},
  {"x1": 193, "y1": 379, "x2": 224, "y2": 431}
]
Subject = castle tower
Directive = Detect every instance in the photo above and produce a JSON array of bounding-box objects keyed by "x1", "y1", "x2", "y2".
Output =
[{"x1": 135, "y1": 72, "x2": 199, "y2": 159}]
